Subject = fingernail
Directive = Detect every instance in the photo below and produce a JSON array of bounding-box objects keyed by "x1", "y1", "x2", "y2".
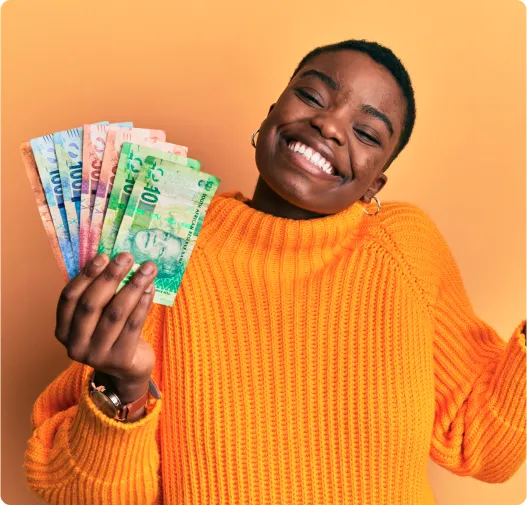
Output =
[
  {"x1": 115, "y1": 252, "x2": 131, "y2": 265},
  {"x1": 144, "y1": 283, "x2": 154, "y2": 294},
  {"x1": 92, "y1": 254, "x2": 105, "y2": 266},
  {"x1": 140, "y1": 263, "x2": 154, "y2": 275}
]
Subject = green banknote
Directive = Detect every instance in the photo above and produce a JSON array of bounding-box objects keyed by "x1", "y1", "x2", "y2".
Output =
[
  {"x1": 98, "y1": 142, "x2": 201, "y2": 256},
  {"x1": 112, "y1": 155, "x2": 220, "y2": 306}
]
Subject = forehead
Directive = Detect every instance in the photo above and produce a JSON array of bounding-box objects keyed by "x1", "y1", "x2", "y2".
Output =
[{"x1": 297, "y1": 50, "x2": 406, "y2": 127}]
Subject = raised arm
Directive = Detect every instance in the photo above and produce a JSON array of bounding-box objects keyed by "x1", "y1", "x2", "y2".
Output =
[{"x1": 24, "y1": 254, "x2": 166, "y2": 504}]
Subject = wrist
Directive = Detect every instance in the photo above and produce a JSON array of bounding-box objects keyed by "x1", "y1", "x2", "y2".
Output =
[
  {"x1": 113, "y1": 378, "x2": 150, "y2": 405},
  {"x1": 93, "y1": 370, "x2": 150, "y2": 404},
  {"x1": 122, "y1": 405, "x2": 146, "y2": 423},
  {"x1": 90, "y1": 370, "x2": 160, "y2": 423}
]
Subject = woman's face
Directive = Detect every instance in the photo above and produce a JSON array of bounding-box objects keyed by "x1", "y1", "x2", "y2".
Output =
[{"x1": 255, "y1": 50, "x2": 407, "y2": 215}]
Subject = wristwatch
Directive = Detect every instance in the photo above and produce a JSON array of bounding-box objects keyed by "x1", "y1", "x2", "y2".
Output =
[{"x1": 89, "y1": 370, "x2": 161, "y2": 421}]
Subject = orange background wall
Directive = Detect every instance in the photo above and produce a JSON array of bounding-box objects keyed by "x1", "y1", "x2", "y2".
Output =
[{"x1": 1, "y1": 0, "x2": 525, "y2": 503}]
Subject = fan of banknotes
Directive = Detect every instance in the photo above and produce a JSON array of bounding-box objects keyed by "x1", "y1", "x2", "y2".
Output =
[{"x1": 20, "y1": 121, "x2": 221, "y2": 306}]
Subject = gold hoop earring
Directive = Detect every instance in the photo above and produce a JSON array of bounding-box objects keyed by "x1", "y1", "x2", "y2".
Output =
[
  {"x1": 251, "y1": 129, "x2": 260, "y2": 148},
  {"x1": 362, "y1": 196, "x2": 381, "y2": 216}
]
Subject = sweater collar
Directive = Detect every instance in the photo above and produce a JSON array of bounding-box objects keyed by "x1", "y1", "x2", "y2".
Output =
[{"x1": 197, "y1": 190, "x2": 368, "y2": 258}]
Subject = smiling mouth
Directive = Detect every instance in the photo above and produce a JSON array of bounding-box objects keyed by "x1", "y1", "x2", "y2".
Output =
[{"x1": 285, "y1": 139, "x2": 340, "y2": 177}]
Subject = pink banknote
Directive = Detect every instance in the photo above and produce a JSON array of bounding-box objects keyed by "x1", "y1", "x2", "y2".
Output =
[
  {"x1": 80, "y1": 124, "x2": 110, "y2": 269},
  {"x1": 20, "y1": 142, "x2": 69, "y2": 282},
  {"x1": 79, "y1": 122, "x2": 133, "y2": 268},
  {"x1": 85, "y1": 127, "x2": 168, "y2": 263}
]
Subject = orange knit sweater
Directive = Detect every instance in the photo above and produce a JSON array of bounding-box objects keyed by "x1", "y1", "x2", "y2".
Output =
[{"x1": 25, "y1": 190, "x2": 526, "y2": 505}]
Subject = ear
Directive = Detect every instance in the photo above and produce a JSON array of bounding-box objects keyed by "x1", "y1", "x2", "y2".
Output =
[{"x1": 359, "y1": 172, "x2": 388, "y2": 204}]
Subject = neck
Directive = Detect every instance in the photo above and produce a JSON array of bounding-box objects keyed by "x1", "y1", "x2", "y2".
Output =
[
  {"x1": 198, "y1": 189, "x2": 368, "y2": 263},
  {"x1": 248, "y1": 176, "x2": 332, "y2": 220}
]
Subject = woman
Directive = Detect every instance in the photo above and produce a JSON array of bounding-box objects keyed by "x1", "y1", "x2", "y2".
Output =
[{"x1": 24, "y1": 39, "x2": 526, "y2": 505}]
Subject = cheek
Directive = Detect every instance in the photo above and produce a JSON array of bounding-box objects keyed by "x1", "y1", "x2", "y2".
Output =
[
  {"x1": 275, "y1": 92, "x2": 311, "y2": 125},
  {"x1": 348, "y1": 150, "x2": 385, "y2": 191},
  {"x1": 133, "y1": 247, "x2": 148, "y2": 262},
  {"x1": 138, "y1": 247, "x2": 152, "y2": 258},
  {"x1": 349, "y1": 140, "x2": 385, "y2": 176},
  {"x1": 255, "y1": 121, "x2": 278, "y2": 169},
  {"x1": 133, "y1": 240, "x2": 146, "y2": 255},
  {"x1": 166, "y1": 241, "x2": 181, "y2": 257},
  {"x1": 167, "y1": 249, "x2": 181, "y2": 265},
  {"x1": 256, "y1": 105, "x2": 297, "y2": 165},
  {"x1": 261, "y1": 93, "x2": 305, "y2": 134}
]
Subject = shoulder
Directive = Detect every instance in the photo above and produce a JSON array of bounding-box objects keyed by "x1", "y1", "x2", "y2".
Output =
[
  {"x1": 374, "y1": 200, "x2": 447, "y2": 252},
  {"x1": 372, "y1": 200, "x2": 452, "y2": 302}
]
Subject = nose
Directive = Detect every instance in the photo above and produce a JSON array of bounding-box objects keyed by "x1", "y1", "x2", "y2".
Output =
[{"x1": 310, "y1": 111, "x2": 346, "y2": 146}]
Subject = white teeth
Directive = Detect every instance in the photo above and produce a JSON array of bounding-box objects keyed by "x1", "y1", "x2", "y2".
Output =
[{"x1": 287, "y1": 139, "x2": 336, "y2": 176}]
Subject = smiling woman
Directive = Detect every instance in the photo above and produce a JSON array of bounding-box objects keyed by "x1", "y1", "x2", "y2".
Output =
[
  {"x1": 251, "y1": 40, "x2": 415, "y2": 218},
  {"x1": 24, "y1": 38, "x2": 526, "y2": 505}
]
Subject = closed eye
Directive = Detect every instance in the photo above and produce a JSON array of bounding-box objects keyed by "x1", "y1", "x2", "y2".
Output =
[
  {"x1": 296, "y1": 89, "x2": 323, "y2": 107},
  {"x1": 355, "y1": 129, "x2": 381, "y2": 146}
]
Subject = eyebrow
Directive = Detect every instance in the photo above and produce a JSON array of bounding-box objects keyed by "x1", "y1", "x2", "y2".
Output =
[
  {"x1": 360, "y1": 104, "x2": 394, "y2": 138},
  {"x1": 299, "y1": 69, "x2": 340, "y2": 90}
]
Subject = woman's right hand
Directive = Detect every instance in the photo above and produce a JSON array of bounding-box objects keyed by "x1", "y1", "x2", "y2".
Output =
[{"x1": 54, "y1": 252, "x2": 158, "y2": 409}]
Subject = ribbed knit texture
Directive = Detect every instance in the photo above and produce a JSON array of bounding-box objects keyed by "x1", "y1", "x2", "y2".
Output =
[{"x1": 25, "y1": 190, "x2": 526, "y2": 505}]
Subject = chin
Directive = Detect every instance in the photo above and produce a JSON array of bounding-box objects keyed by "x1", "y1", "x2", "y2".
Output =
[
  {"x1": 258, "y1": 165, "x2": 347, "y2": 216},
  {"x1": 255, "y1": 132, "x2": 356, "y2": 215}
]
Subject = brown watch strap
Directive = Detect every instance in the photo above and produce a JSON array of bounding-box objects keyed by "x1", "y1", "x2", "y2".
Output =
[
  {"x1": 116, "y1": 389, "x2": 150, "y2": 421},
  {"x1": 91, "y1": 370, "x2": 161, "y2": 422}
]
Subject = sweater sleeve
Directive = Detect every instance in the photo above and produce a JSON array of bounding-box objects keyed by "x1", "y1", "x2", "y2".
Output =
[
  {"x1": 24, "y1": 303, "x2": 166, "y2": 504},
  {"x1": 382, "y1": 203, "x2": 526, "y2": 483}
]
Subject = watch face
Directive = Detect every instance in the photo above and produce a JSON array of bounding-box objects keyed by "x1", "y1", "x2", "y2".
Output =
[{"x1": 90, "y1": 390, "x2": 118, "y2": 418}]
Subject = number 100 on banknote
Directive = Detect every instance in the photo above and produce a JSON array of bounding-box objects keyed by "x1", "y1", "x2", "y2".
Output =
[{"x1": 20, "y1": 121, "x2": 220, "y2": 307}]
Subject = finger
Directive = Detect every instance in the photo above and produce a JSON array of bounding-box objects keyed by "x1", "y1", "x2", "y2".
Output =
[
  {"x1": 55, "y1": 254, "x2": 110, "y2": 345},
  {"x1": 108, "y1": 282, "x2": 156, "y2": 370},
  {"x1": 67, "y1": 252, "x2": 134, "y2": 360},
  {"x1": 90, "y1": 262, "x2": 158, "y2": 358}
]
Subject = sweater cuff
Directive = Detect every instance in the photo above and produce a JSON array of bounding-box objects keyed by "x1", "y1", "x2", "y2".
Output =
[
  {"x1": 487, "y1": 319, "x2": 526, "y2": 431},
  {"x1": 68, "y1": 366, "x2": 162, "y2": 481}
]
